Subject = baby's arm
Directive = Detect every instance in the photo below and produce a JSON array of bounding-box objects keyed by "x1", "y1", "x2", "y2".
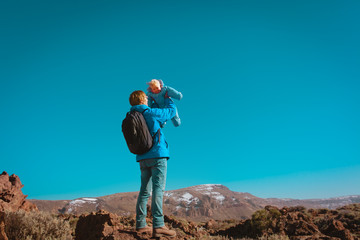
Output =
[{"x1": 165, "y1": 86, "x2": 183, "y2": 100}]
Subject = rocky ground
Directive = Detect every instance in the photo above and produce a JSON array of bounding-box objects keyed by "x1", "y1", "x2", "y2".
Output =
[{"x1": 69, "y1": 203, "x2": 360, "y2": 240}]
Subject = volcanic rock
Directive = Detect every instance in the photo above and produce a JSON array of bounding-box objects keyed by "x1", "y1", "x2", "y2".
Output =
[
  {"x1": 75, "y1": 210, "x2": 124, "y2": 240},
  {"x1": 0, "y1": 171, "x2": 37, "y2": 212},
  {"x1": 75, "y1": 209, "x2": 154, "y2": 240},
  {"x1": 216, "y1": 204, "x2": 359, "y2": 240},
  {"x1": 0, "y1": 211, "x2": 8, "y2": 240},
  {"x1": 164, "y1": 215, "x2": 208, "y2": 238},
  {"x1": 320, "y1": 219, "x2": 354, "y2": 240}
]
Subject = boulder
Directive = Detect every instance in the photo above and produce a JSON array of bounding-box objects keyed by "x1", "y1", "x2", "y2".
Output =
[
  {"x1": 75, "y1": 210, "x2": 123, "y2": 240},
  {"x1": 75, "y1": 210, "x2": 152, "y2": 240},
  {"x1": 0, "y1": 171, "x2": 37, "y2": 212},
  {"x1": 321, "y1": 219, "x2": 354, "y2": 240}
]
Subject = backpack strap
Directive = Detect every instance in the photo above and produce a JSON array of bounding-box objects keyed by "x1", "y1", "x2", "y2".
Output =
[
  {"x1": 141, "y1": 108, "x2": 161, "y2": 143},
  {"x1": 150, "y1": 96, "x2": 160, "y2": 108},
  {"x1": 158, "y1": 129, "x2": 160, "y2": 143}
]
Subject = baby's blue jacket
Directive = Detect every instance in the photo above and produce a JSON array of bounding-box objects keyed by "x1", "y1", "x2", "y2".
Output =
[
  {"x1": 147, "y1": 86, "x2": 183, "y2": 108},
  {"x1": 130, "y1": 98, "x2": 176, "y2": 162}
]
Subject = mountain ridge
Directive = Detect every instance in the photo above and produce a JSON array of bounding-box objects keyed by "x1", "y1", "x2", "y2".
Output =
[{"x1": 29, "y1": 184, "x2": 360, "y2": 222}]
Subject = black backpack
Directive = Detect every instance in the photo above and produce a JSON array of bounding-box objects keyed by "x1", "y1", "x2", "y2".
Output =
[{"x1": 122, "y1": 109, "x2": 157, "y2": 155}]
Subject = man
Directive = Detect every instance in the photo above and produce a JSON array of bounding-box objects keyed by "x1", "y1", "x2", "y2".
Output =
[{"x1": 128, "y1": 90, "x2": 177, "y2": 238}]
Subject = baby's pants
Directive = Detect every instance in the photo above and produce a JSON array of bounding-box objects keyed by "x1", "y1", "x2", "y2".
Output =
[{"x1": 171, "y1": 109, "x2": 181, "y2": 127}]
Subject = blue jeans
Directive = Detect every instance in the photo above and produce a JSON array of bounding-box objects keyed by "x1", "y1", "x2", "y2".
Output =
[{"x1": 136, "y1": 158, "x2": 167, "y2": 229}]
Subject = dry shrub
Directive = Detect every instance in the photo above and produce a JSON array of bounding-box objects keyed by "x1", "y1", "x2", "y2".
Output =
[
  {"x1": 5, "y1": 210, "x2": 72, "y2": 240},
  {"x1": 251, "y1": 208, "x2": 281, "y2": 232}
]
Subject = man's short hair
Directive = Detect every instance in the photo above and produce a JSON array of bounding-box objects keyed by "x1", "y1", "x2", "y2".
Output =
[{"x1": 129, "y1": 90, "x2": 147, "y2": 106}]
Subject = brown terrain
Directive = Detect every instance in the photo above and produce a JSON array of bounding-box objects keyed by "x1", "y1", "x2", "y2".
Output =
[
  {"x1": 72, "y1": 204, "x2": 360, "y2": 240},
  {"x1": 1, "y1": 172, "x2": 360, "y2": 240},
  {"x1": 30, "y1": 184, "x2": 360, "y2": 222}
]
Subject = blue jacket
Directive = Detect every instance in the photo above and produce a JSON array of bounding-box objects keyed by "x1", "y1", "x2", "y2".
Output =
[
  {"x1": 147, "y1": 86, "x2": 183, "y2": 108},
  {"x1": 130, "y1": 98, "x2": 176, "y2": 161}
]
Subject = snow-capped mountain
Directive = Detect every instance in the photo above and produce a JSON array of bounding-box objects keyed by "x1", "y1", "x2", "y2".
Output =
[{"x1": 30, "y1": 184, "x2": 360, "y2": 221}]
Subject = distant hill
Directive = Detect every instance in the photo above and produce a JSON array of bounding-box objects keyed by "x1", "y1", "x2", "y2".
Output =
[{"x1": 30, "y1": 184, "x2": 360, "y2": 221}]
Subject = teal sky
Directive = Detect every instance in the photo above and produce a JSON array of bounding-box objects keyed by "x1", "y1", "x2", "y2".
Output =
[{"x1": 1, "y1": 0, "x2": 359, "y2": 200}]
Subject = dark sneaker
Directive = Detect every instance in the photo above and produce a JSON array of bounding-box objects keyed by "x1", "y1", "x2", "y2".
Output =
[
  {"x1": 136, "y1": 225, "x2": 152, "y2": 234},
  {"x1": 153, "y1": 226, "x2": 176, "y2": 238}
]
